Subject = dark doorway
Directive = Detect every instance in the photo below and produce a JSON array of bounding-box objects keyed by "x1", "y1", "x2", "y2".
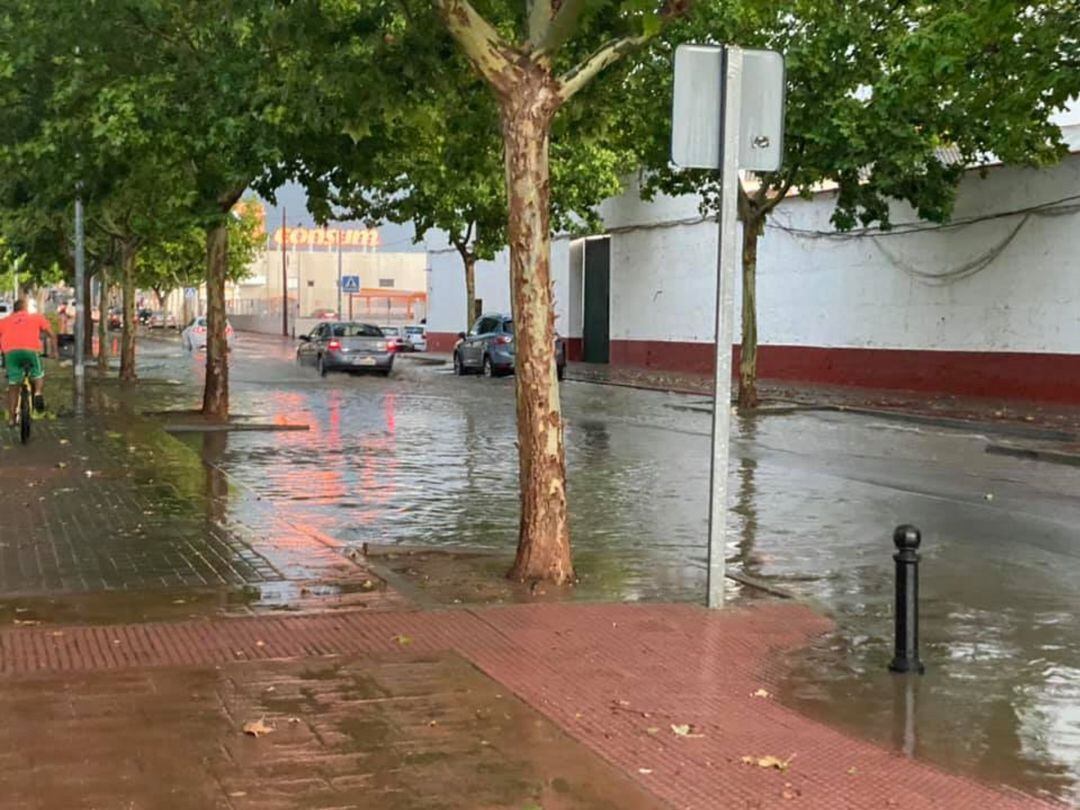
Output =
[{"x1": 583, "y1": 238, "x2": 610, "y2": 363}]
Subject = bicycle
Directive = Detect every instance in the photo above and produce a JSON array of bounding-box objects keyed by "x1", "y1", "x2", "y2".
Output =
[{"x1": 15, "y1": 364, "x2": 32, "y2": 444}]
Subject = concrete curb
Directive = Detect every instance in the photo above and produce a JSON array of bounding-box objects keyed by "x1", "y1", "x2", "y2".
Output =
[{"x1": 985, "y1": 442, "x2": 1080, "y2": 467}]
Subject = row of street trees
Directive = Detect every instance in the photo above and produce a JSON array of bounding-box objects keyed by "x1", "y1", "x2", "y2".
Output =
[{"x1": 0, "y1": 0, "x2": 1076, "y2": 582}]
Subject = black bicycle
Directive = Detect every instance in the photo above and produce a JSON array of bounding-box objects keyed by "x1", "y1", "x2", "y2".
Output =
[{"x1": 15, "y1": 364, "x2": 32, "y2": 444}]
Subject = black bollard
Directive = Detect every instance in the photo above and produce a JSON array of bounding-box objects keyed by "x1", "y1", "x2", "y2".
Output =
[{"x1": 888, "y1": 525, "x2": 925, "y2": 674}]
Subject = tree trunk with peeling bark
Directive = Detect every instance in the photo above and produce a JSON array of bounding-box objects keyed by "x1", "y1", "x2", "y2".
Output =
[
  {"x1": 434, "y1": 0, "x2": 662, "y2": 584},
  {"x1": 82, "y1": 269, "x2": 94, "y2": 361},
  {"x1": 501, "y1": 81, "x2": 573, "y2": 584},
  {"x1": 97, "y1": 266, "x2": 110, "y2": 372},
  {"x1": 119, "y1": 241, "x2": 138, "y2": 382},
  {"x1": 453, "y1": 239, "x2": 479, "y2": 329},
  {"x1": 464, "y1": 252, "x2": 478, "y2": 327},
  {"x1": 202, "y1": 221, "x2": 229, "y2": 420},
  {"x1": 738, "y1": 213, "x2": 762, "y2": 410}
]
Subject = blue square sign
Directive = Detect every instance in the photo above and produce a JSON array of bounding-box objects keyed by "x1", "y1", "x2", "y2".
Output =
[{"x1": 340, "y1": 275, "x2": 360, "y2": 293}]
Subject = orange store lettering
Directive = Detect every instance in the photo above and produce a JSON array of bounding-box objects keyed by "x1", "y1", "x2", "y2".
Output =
[{"x1": 271, "y1": 226, "x2": 381, "y2": 250}]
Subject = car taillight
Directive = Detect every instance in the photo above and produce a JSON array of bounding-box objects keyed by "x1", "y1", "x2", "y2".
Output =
[
  {"x1": 225, "y1": 325, "x2": 233, "y2": 335},
  {"x1": 194, "y1": 327, "x2": 205, "y2": 334},
  {"x1": 495, "y1": 335, "x2": 512, "y2": 344},
  {"x1": 375, "y1": 341, "x2": 387, "y2": 350},
  {"x1": 327, "y1": 339, "x2": 341, "y2": 350}
]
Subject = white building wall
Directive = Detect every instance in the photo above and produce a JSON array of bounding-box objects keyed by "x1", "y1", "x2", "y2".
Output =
[
  {"x1": 599, "y1": 150, "x2": 1080, "y2": 354},
  {"x1": 426, "y1": 239, "x2": 573, "y2": 336}
]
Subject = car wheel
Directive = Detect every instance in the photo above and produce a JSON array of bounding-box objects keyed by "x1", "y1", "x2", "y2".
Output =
[
  {"x1": 296, "y1": 350, "x2": 303, "y2": 365},
  {"x1": 379, "y1": 369, "x2": 391, "y2": 377},
  {"x1": 453, "y1": 352, "x2": 465, "y2": 376},
  {"x1": 317, "y1": 354, "x2": 327, "y2": 377},
  {"x1": 483, "y1": 354, "x2": 495, "y2": 378}
]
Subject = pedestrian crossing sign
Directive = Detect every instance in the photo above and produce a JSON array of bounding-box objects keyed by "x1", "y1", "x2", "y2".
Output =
[{"x1": 340, "y1": 275, "x2": 360, "y2": 293}]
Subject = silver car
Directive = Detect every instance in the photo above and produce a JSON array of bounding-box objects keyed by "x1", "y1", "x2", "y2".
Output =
[
  {"x1": 297, "y1": 321, "x2": 394, "y2": 376},
  {"x1": 182, "y1": 316, "x2": 236, "y2": 351},
  {"x1": 454, "y1": 314, "x2": 566, "y2": 380}
]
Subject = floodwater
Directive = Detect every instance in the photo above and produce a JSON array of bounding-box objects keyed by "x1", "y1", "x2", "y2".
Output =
[{"x1": 136, "y1": 333, "x2": 1080, "y2": 803}]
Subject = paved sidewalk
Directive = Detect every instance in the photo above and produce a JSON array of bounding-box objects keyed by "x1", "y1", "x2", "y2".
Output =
[
  {"x1": 0, "y1": 602, "x2": 1056, "y2": 809},
  {"x1": 564, "y1": 362, "x2": 1080, "y2": 439},
  {"x1": 0, "y1": 409, "x2": 400, "y2": 624}
]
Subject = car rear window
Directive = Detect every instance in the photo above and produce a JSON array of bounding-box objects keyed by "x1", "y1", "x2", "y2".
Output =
[
  {"x1": 332, "y1": 323, "x2": 383, "y2": 338},
  {"x1": 502, "y1": 320, "x2": 513, "y2": 334}
]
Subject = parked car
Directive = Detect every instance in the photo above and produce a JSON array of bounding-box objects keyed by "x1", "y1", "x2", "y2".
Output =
[
  {"x1": 137, "y1": 308, "x2": 154, "y2": 326},
  {"x1": 403, "y1": 325, "x2": 427, "y2": 352},
  {"x1": 454, "y1": 314, "x2": 566, "y2": 380},
  {"x1": 379, "y1": 326, "x2": 410, "y2": 353},
  {"x1": 182, "y1": 316, "x2": 235, "y2": 351},
  {"x1": 311, "y1": 308, "x2": 338, "y2": 320},
  {"x1": 107, "y1": 307, "x2": 122, "y2": 330},
  {"x1": 150, "y1": 311, "x2": 178, "y2": 329},
  {"x1": 296, "y1": 321, "x2": 393, "y2": 376}
]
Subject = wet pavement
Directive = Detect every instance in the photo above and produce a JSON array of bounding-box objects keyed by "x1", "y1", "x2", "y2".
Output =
[
  {"x1": 102, "y1": 331, "x2": 1080, "y2": 805},
  {"x1": 0, "y1": 650, "x2": 660, "y2": 809}
]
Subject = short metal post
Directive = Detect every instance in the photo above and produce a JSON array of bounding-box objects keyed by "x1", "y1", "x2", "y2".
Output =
[{"x1": 889, "y1": 525, "x2": 925, "y2": 674}]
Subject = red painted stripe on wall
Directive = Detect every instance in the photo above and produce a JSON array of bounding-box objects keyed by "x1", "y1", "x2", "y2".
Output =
[
  {"x1": 426, "y1": 332, "x2": 460, "y2": 353},
  {"x1": 609, "y1": 339, "x2": 1080, "y2": 404}
]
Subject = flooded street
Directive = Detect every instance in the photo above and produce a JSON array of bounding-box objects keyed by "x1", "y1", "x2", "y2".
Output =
[{"x1": 137, "y1": 332, "x2": 1080, "y2": 804}]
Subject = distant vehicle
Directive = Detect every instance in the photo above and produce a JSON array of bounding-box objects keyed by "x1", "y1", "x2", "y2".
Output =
[
  {"x1": 297, "y1": 321, "x2": 393, "y2": 376},
  {"x1": 181, "y1": 316, "x2": 235, "y2": 351},
  {"x1": 379, "y1": 325, "x2": 409, "y2": 353},
  {"x1": 107, "y1": 308, "x2": 122, "y2": 330},
  {"x1": 0, "y1": 301, "x2": 11, "y2": 319},
  {"x1": 311, "y1": 308, "x2": 338, "y2": 320},
  {"x1": 137, "y1": 308, "x2": 154, "y2": 326},
  {"x1": 454, "y1": 314, "x2": 566, "y2": 380},
  {"x1": 403, "y1": 325, "x2": 427, "y2": 352},
  {"x1": 149, "y1": 311, "x2": 177, "y2": 329}
]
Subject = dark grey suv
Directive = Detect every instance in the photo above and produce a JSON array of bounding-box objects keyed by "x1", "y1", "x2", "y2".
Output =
[{"x1": 453, "y1": 314, "x2": 566, "y2": 380}]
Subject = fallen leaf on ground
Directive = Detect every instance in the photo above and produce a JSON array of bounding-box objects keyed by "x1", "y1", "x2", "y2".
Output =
[
  {"x1": 847, "y1": 766, "x2": 857, "y2": 775},
  {"x1": 645, "y1": 726, "x2": 660, "y2": 735},
  {"x1": 753, "y1": 688, "x2": 770, "y2": 698},
  {"x1": 638, "y1": 768, "x2": 653, "y2": 775},
  {"x1": 392, "y1": 634, "x2": 413, "y2": 646},
  {"x1": 106, "y1": 431, "x2": 122, "y2": 439},
  {"x1": 56, "y1": 462, "x2": 67, "y2": 469},
  {"x1": 671, "y1": 724, "x2": 704, "y2": 738},
  {"x1": 742, "y1": 754, "x2": 795, "y2": 772},
  {"x1": 781, "y1": 784, "x2": 801, "y2": 800},
  {"x1": 242, "y1": 718, "x2": 274, "y2": 737}
]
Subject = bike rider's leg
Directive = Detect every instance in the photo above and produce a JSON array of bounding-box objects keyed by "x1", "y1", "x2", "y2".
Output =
[
  {"x1": 26, "y1": 353, "x2": 45, "y2": 413},
  {"x1": 31, "y1": 377, "x2": 45, "y2": 413}
]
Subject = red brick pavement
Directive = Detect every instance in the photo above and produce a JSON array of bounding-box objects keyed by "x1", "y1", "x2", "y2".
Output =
[{"x1": 0, "y1": 601, "x2": 1057, "y2": 809}]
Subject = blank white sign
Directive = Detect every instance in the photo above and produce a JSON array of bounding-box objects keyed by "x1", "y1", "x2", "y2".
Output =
[{"x1": 671, "y1": 45, "x2": 786, "y2": 171}]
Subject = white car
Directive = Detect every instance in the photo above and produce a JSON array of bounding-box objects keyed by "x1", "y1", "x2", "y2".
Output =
[
  {"x1": 182, "y1": 316, "x2": 236, "y2": 351},
  {"x1": 403, "y1": 325, "x2": 427, "y2": 352}
]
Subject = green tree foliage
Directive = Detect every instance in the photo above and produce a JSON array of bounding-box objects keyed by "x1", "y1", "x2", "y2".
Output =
[{"x1": 608, "y1": 0, "x2": 1080, "y2": 407}]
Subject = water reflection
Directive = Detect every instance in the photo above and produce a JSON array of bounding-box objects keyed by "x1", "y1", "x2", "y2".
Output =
[{"x1": 162, "y1": 345, "x2": 1080, "y2": 802}]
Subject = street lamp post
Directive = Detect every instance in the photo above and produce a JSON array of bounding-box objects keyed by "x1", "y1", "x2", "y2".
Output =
[{"x1": 73, "y1": 192, "x2": 86, "y2": 416}]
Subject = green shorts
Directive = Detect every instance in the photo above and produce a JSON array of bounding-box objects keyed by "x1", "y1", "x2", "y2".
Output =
[{"x1": 4, "y1": 349, "x2": 43, "y2": 385}]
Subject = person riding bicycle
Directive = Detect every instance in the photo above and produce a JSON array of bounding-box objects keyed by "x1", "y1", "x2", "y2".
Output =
[{"x1": 0, "y1": 298, "x2": 54, "y2": 427}]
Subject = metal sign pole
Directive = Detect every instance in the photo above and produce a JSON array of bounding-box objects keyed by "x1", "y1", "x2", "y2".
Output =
[
  {"x1": 73, "y1": 193, "x2": 86, "y2": 416},
  {"x1": 336, "y1": 230, "x2": 343, "y2": 318},
  {"x1": 706, "y1": 46, "x2": 743, "y2": 609}
]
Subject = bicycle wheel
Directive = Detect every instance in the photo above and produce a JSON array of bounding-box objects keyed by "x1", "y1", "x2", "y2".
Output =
[{"x1": 19, "y1": 382, "x2": 30, "y2": 444}]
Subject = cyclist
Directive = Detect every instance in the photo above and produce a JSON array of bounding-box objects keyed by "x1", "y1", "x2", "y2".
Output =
[{"x1": 0, "y1": 298, "x2": 54, "y2": 427}]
